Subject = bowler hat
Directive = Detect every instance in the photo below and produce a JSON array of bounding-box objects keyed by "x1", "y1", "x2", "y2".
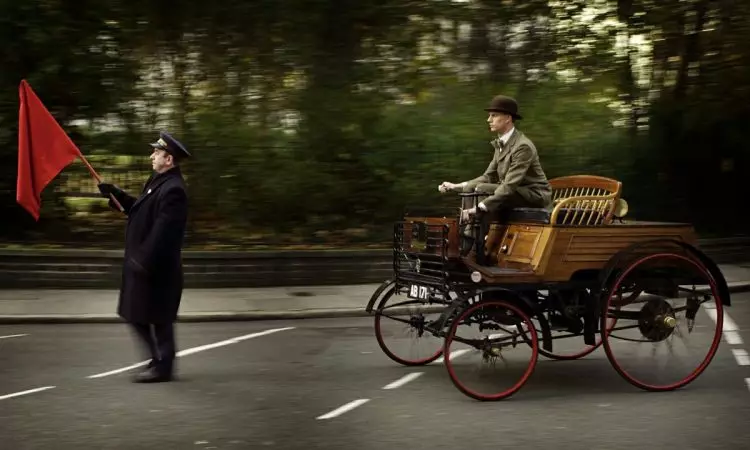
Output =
[
  {"x1": 484, "y1": 95, "x2": 522, "y2": 120},
  {"x1": 150, "y1": 131, "x2": 191, "y2": 160}
]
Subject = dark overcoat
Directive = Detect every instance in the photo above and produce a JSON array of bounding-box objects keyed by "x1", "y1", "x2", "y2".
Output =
[{"x1": 109, "y1": 167, "x2": 188, "y2": 324}]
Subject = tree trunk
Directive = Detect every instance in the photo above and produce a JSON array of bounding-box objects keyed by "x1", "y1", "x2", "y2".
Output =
[{"x1": 674, "y1": 0, "x2": 708, "y2": 102}]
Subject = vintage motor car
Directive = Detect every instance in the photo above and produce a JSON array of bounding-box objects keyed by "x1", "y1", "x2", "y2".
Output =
[{"x1": 366, "y1": 175, "x2": 730, "y2": 401}]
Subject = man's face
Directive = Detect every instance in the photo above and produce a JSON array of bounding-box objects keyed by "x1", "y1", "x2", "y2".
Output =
[
  {"x1": 487, "y1": 112, "x2": 511, "y2": 134},
  {"x1": 150, "y1": 148, "x2": 173, "y2": 173}
]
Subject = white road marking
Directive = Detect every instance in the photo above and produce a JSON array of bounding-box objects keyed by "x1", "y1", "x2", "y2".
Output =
[
  {"x1": 746, "y1": 378, "x2": 750, "y2": 392},
  {"x1": 731, "y1": 349, "x2": 750, "y2": 366},
  {"x1": 0, "y1": 386, "x2": 55, "y2": 401},
  {"x1": 705, "y1": 309, "x2": 743, "y2": 345},
  {"x1": 87, "y1": 327, "x2": 295, "y2": 379},
  {"x1": 724, "y1": 332, "x2": 744, "y2": 345},
  {"x1": 434, "y1": 349, "x2": 470, "y2": 363},
  {"x1": 0, "y1": 334, "x2": 28, "y2": 340},
  {"x1": 722, "y1": 314, "x2": 739, "y2": 332},
  {"x1": 705, "y1": 308, "x2": 720, "y2": 324},
  {"x1": 87, "y1": 361, "x2": 151, "y2": 379},
  {"x1": 383, "y1": 372, "x2": 423, "y2": 389},
  {"x1": 316, "y1": 399, "x2": 370, "y2": 420},
  {"x1": 228, "y1": 327, "x2": 296, "y2": 343}
]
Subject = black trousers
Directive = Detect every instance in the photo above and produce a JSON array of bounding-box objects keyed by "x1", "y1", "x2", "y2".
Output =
[
  {"x1": 130, "y1": 322, "x2": 176, "y2": 374},
  {"x1": 459, "y1": 190, "x2": 537, "y2": 263}
]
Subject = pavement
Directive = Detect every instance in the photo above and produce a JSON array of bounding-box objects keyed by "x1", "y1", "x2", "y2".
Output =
[{"x1": 0, "y1": 263, "x2": 749, "y2": 324}]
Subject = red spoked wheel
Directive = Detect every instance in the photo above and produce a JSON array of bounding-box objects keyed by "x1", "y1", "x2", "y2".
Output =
[
  {"x1": 374, "y1": 284, "x2": 446, "y2": 366},
  {"x1": 601, "y1": 252, "x2": 724, "y2": 391},
  {"x1": 443, "y1": 299, "x2": 538, "y2": 401}
]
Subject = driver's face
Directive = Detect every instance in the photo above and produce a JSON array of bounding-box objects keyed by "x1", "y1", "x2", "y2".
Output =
[{"x1": 487, "y1": 112, "x2": 511, "y2": 133}]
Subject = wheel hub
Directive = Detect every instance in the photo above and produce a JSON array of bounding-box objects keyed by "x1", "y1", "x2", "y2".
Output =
[
  {"x1": 408, "y1": 314, "x2": 426, "y2": 337},
  {"x1": 481, "y1": 341, "x2": 504, "y2": 362},
  {"x1": 638, "y1": 298, "x2": 676, "y2": 341}
]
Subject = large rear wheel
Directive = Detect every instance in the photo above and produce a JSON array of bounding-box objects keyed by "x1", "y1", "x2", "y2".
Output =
[{"x1": 601, "y1": 252, "x2": 724, "y2": 391}]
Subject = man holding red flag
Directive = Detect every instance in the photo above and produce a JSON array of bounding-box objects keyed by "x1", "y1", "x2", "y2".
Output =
[
  {"x1": 17, "y1": 79, "x2": 189, "y2": 383},
  {"x1": 97, "y1": 131, "x2": 190, "y2": 383}
]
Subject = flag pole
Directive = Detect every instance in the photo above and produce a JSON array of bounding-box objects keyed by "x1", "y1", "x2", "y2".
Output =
[{"x1": 76, "y1": 153, "x2": 125, "y2": 212}]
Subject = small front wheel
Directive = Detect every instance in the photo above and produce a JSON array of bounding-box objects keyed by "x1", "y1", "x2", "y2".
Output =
[
  {"x1": 374, "y1": 285, "x2": 445, "y2": 366},
  {"x1": 443, "y1": 299, "x2": 538, "y2": 401}
]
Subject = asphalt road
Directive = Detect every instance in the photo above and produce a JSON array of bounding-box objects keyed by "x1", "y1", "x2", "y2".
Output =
[{"x1": 2, "y1": 292, "x2": 750, "y2": 450}]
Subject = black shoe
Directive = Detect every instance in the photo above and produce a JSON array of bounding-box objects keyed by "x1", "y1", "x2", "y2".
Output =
[{"x1": 132, "y1": 368, "x2": 173, "y2": 383}]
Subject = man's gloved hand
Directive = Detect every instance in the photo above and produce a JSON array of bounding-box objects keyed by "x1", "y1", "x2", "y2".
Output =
[
  {"x1": 461, "y1": 207, "x2": 477, "y2": 222},
  {"x1": 97, "y1": 183, "x2": 122, "y2": 198},
  {"x1": 438, "y1": 181, "x2": 459, "y2": 193}
]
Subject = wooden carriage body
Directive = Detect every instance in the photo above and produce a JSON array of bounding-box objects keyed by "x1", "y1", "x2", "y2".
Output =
[{"x1": 396, "y1": 175, "x2": 698, "y2": 286}]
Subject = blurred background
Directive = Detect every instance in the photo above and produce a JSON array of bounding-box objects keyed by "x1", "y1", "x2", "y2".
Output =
[{"x1": 0, "y1": 0, "x2": 747, "y2": 250}]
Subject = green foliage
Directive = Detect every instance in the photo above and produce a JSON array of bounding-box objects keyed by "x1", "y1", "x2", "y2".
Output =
[{"x1": 1, "y1": 0, "x2": 748, "y2": 246}]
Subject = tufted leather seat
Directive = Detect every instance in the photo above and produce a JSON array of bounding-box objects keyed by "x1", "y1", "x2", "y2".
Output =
[{"x1": 503, "y1": 207, "x2": 551, "y2": 224}]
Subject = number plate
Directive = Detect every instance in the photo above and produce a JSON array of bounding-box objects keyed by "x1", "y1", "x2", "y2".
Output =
[{"x1": 407, "y1": 284, "x2": 431, "y2": 300}]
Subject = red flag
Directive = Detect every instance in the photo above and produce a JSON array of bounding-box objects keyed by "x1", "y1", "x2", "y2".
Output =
[{"x1": 17, "y1": 79, "x2": 84, "y2": 220}]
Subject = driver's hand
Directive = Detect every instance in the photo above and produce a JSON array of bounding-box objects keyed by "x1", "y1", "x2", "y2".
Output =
[
  {"x1": 461, "y1": 207, "x2": 477, "y2": 222},
  {"x1": 438, "y1": 181, "x2": 457, "y2": 193}
]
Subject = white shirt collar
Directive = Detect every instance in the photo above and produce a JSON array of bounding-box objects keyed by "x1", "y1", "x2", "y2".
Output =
[{"x1": 499, "y1": 127, "x2": 515, "y2": 144}]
